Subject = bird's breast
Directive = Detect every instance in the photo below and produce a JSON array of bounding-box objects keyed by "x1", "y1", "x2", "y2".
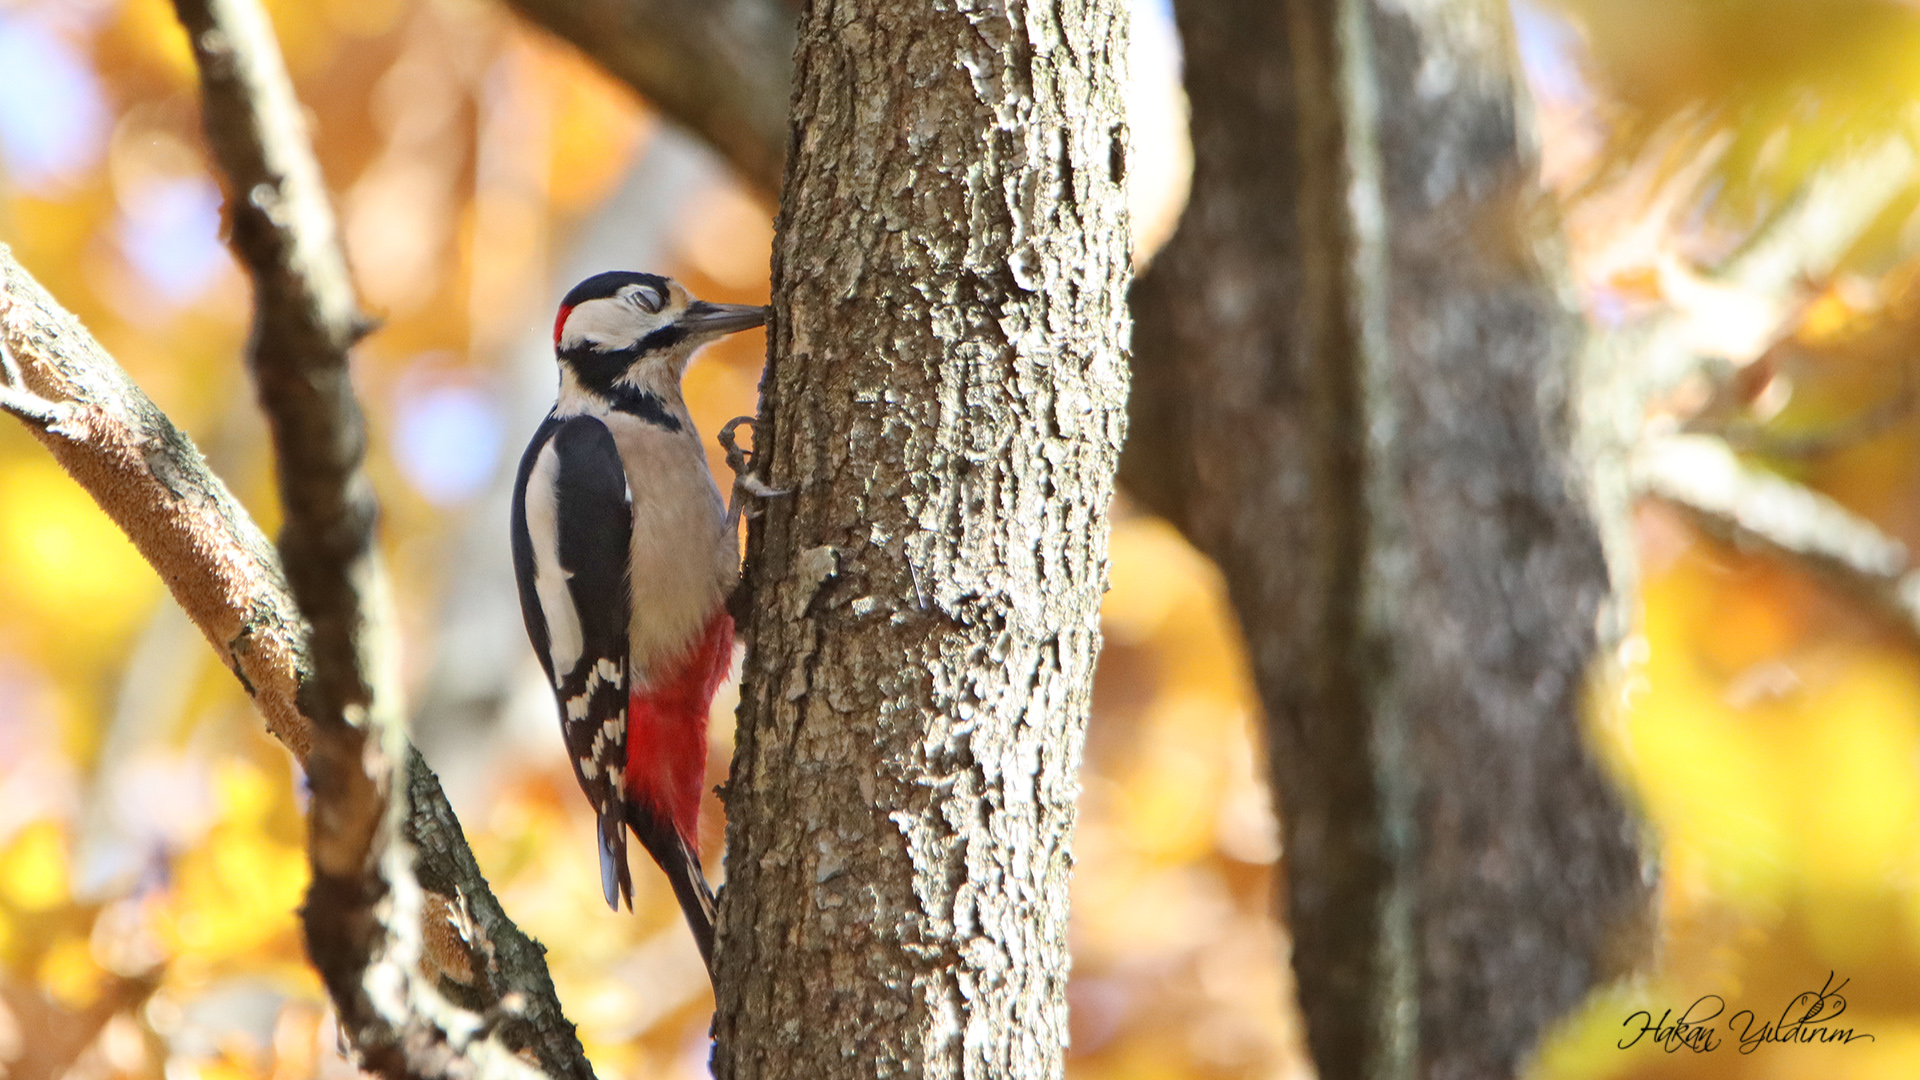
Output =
[{"x1": 600, "y1": 411, "x2": 737, "y2": 685}]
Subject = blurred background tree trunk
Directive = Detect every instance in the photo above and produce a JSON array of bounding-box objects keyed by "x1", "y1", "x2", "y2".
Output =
[
  {"x1": 1126, "y1": 0, "x2": 1652, "y2": 1078},
  {"x1": 708, "y1": 0, "x2": 1129, "y2": 1076}
]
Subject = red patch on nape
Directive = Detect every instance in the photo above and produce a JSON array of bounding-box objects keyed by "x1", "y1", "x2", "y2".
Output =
[
  {"x1": 626, "y1": 610, "x2": 736, "y2": 846},
  {"x1": 552, "y1": 303, "x2": 574, "y2": 348}
]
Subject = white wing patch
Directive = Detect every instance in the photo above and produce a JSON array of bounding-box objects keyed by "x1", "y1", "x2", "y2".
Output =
[{"x1": 523, "y1": 442, "x2": 584, "y2": 680}]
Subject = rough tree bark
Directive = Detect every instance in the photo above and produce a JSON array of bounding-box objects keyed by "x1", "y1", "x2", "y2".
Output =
[
  {"x1": 1127, "y1": 2, "x2": 1650, "y2": 1078},
  {"x1": 710, "y1": 0, "x2": 1130, "y2": 1076}
]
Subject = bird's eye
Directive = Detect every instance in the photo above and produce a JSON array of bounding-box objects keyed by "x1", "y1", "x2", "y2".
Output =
[{"x1": 628, "y1": 285, "x2": 665, "y2": 313}]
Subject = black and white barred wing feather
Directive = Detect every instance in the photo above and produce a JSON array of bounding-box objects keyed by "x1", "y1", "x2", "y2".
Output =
[{"x1": 510, "y1": 414, "x2": 636, "y2": 909}]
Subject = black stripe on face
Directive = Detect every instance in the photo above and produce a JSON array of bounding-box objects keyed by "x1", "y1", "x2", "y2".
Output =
[
  {"x1": 559, "y1": 345, "x2": 636, "y2": 393},
  {"x1": 634, "y1": 323, "x2": 688, "y2": 355},
  {"x1": 607, "y1": 384, "x2": 682, "y2": 431},
  {"x1": 558, "y1": 330, "x2": 688, "y2": 405},
  {"x1": 555, "y1": 342, "x2": 684, "y2": 431},
  {"x1": 555, "y1": 314, "x2": 684, "y2": 384}
]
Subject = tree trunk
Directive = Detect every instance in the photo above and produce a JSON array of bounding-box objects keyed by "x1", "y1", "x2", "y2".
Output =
[
  {"x1": 1127, "y1": 1, "x2": 1651, "y2": 1078},
  {"x1": 710, "y1": 0, "x2": 1129, "y2": 1077}
]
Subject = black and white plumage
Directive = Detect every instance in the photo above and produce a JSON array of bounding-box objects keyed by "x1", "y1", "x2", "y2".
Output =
[
  {"x1": 509, "y1": 271, "x2": 763, "y2": 966},
  {"x1": 514, "y1": 413, "x2": 637, "y2": 902}
]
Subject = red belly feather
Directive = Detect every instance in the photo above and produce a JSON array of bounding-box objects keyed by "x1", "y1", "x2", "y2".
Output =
[{"x1": 625, "y1": 609, "x2": 734, "y2": 844}]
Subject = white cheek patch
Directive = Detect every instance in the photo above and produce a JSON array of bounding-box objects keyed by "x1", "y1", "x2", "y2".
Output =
[
  {"x1": 561, "y1": 297, "x2": 665, "y2": 351},
  {"x1": 524, "y1": 445, "x2": 584, "y2": 680}
]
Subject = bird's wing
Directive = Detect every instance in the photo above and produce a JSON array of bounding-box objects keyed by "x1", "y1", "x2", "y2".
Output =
[{"x1": 511, "y1": 413, "x2": 636, "y2": 910}]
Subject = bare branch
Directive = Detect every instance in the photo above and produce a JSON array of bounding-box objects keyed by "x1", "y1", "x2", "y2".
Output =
[
  {"x1": 1577, "y1": 131, "x2": 1920, "y2": 650},
  {"x1": 0, "y1": 249, "x2": 592, "y2": 1080},
  {"x1": 0, "y1": 247, "x2": 317, "y2": 758},
  {"x1": 502, "y1": 0, "x2": 793, "y2": 198},
  {"x1": 171, "y1": 0, "x2": 377, "y2": 743},
  {"x1": 167, "y1": 0, "x2": 436, "y2": 1066},
  {"x1": 1636, "y1": 433, "x2": 1920, "y2": 645},
  {"x1": 1633, "y1": 130, "x2": 1918, "y2": 402}
]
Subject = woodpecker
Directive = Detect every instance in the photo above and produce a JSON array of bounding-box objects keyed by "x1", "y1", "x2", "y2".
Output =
[{"x1": 509, "y1": 271, "x2": 764, "y2": 971}]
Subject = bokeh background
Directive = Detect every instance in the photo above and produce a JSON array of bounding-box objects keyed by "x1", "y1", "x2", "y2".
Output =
[{"x1": 0, "y1": 0, "x2": 1916, "y2": 1078}]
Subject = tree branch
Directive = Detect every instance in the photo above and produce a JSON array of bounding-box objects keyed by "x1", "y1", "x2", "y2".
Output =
[
  {"x1": 18, "y1": 0, "x2": 598, "y2": 1074},
  {"x1": 0, "y1": 249, "x2": 592, "y2": 1080},
  {"x1": 171, "y1": 0, "x2": 376, "y2": 741},
  {"x1": 1635, "y1": 433, "x2": 1920, "y2": 646},
  {"x1": 169, "y1": 0, "x2": 440, "y2": 1067},
  {"x1": 1618, "y1": 129, "x2": 1918, "y2": 410},
  {"x1": 0, "y1": 249, "x2": 316, "y2": 759},
  {"x1": 1578, "y1": 129, "x2": 1920, "y2": 654},
  {"x1": 502, "y1": 0, "x2": 794, "y2": 198}
]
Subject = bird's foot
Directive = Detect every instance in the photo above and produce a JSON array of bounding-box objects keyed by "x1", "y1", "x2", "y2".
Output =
[{"x1": 719, "y1": 416, "x2": 789, "y2": 529}]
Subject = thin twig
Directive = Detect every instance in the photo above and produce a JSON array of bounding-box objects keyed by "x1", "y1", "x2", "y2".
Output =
[
  {"x1": 163, "y1": 0, "x2": 592, "y2": 1071},
  {"x1": 1636, "y1": 130, "x2": 1918, "y2": 401},
  {"x1": 1635, "y1": 433, "x2": 1920, "y2": 645},
  {"x1": 1581, "y1": 127, "x2": 1920, "y2": 637},
  {"x1": 1690, "y1": 343, "x2": 1918, "y2": 460},
  {"x1": 1707, "y1": 394, "x2": 1916, "y2": 460}
]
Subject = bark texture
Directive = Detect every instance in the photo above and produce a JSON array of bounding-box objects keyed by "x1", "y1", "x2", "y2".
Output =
[
  {"x1": 1127, "y1": 2, "x2": 1650, "y2": 1078},
  {"x1": 711, "y1": 0, "x2": 1130, "y2": 1077}
]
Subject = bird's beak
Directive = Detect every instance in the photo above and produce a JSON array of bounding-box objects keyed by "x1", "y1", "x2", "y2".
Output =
[{"x1": 681, "y1": 301, "x2": 768, "y2": 336}]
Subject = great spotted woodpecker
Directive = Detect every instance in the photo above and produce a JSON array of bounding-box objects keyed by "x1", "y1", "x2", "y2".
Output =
[{"x1": 509, "y1": 271, "x2": 765, "y2": 971}]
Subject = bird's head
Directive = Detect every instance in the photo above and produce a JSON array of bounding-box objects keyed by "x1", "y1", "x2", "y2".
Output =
[{"x1": 552, "y1": 271, "x2": 765, "y2": 394}]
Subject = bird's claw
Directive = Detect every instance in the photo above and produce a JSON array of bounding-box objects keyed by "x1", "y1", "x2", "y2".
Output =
[
  {"x1": 720, "y1": 416, "x2": 789, "y2": 527},
  {"x1": 738, "y1": 474, "x2": 789, "y2": 499}
]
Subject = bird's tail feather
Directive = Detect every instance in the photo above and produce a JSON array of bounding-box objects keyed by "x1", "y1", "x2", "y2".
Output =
[
  {"x1": 597, "y1": 805, "x2": 634, "y2": 911},
  {"x1": 628, "y1": 805, "x2": 716, "y2": 974}
]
